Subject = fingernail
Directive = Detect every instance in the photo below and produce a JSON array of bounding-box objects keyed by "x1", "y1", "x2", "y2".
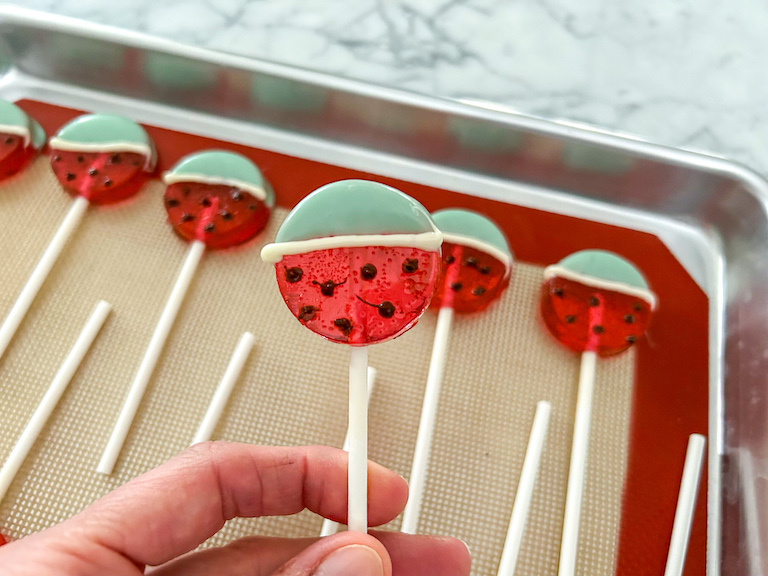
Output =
[{"x1": 314, "y1": 544, "x2": 384, "y2": 576}]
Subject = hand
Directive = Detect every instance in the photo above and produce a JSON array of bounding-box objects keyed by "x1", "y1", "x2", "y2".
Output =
[{"x1": 0, "y1": 442, "x2": 470, "y2": 575}]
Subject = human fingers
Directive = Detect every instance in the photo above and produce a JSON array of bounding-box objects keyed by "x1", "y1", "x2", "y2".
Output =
[
  {"x1": 61, "y1": 443, "x2": 408, "y2": 567},
  {"x1": 149, "y1": 531, "x2": 470, "y2": 576}
]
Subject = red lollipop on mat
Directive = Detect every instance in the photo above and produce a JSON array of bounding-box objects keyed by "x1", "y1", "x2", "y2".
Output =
[
  {"x1": 540, "y1": 250, "x2": 656, "y2": 576},
  {"x1": 0, "y1": 114, "x2": 154, "y2": 362},
  {"x1": 0, "y1": 100, "x2": 45, "y2": 180},
  {"x1": 98, "y1": 150, "x2": 273, "y2": 476},
  {"x1": 261, "y1": 180, "x2": 442, "y2": 532},
  {"x1": 401, "y1": 208, "x2": 513, "y2": 534}
]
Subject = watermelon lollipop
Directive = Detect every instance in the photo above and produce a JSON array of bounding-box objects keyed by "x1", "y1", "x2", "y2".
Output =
[
  {"x1": 261, "y1": 180, "x2": 442, "y2": 532},
  {"x1": 98, "y1": 151, "x2": 271, "y2": 476},
  {"x1": 0, "y1": 114, "x2": 154, "y2": 362},
  {"x1": 49, "y1": 114, "x2": 155, "y2": 205},
  {"x1": 401, "y1": 208, "x2": 513, "y2": 534},
  {"x1": 541, "y1": 250, "x2": 656, "y2": 576},
  {"x1": 0, "y1": 100, "x2": 45, "y2": 180}
]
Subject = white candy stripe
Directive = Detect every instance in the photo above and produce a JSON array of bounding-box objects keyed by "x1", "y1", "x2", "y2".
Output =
[
  {"x1": 543, "y1": 265, "x2": 657, "y2": 308},
  {"x1": 261, "y1": 232, "x2": 443, "y2": 263},
  {"x1": 162, "y1": 172, "x2": 268, "y2": 202},
  {"x1": 440, "y1": 232, "x2": 513, "y2": 275}
]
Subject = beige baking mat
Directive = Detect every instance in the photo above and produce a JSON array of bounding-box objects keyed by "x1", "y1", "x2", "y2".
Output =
[{"x1": 0, "y1": 158, "x2": 634, "y2": 575}]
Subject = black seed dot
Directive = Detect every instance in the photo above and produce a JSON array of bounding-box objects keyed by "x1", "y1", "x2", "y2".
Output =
[
  {"x1": 633, "y1": 303, "x2": 643, "y2": 312},
  {"x1": 472, "y1": 286, "x2": 486, "y2": 296},
  {"x1": 88, "y1": 168, "x2": 98, "y2": 176},
  {"x1": 360, "y1": 263, "x2": 377, "y2": 280},
  {"x1": 249, "y1": 205, "x2": 257, "y2": 211},
  {"x1": 378, "y1": 301, "x2": 396, "y2": 318},
  {"x1": 626, "y1": 335, "x2": 637, "y2": 343},
  {"x1": 589, "y1": 297, "x2": 600, "y2": 307},
  {"x1": 181, "y1": 213, "x2": 194, "y2": 223},
  {"x1": 298, "y1": 305, "x2": 316, "y2": 321},
  {"x1": 77, "y1": 155, "x2": 84, "y2": 163},
  {"x1": 284, "y1": 267, "x2": 303, "y2": 283},
  {"x1": 464, "y1": 257, "x2": 478, "y2": 269},
  {"x1": 220, "y1": 211, "x2": 233, "y2": 221},
  {"x1": 131, "y1": 160, "x2": 140, "y2": 166},
  {"x1": 65, "y1": 172, "x2": 75, "y2": 181},
  {"x1": 450, "y1": 282, "x2": 463, "y2": 291},
  {"x1": 201, "y1": 197, "x2": 212, "y2": 207},
  {"x1": 313, "y1": 279, "x2": 346, "y2": 297},
  {"x1": 624, "y1": 314, "x2": 635, "y2": 324},
  {"x1": 231, "y1": 190, "x2": 242, "y2": 201},
  {"x1": 445, "y1": 255, "x2": 455, "y2": 264},
  {"x1": 402, "y1": 259, "x2": 419, "y2": 273},
  {"x1": 109, "y1": 153, "x2": 121, "y2": 164},
  {"x1": 52, "y1": 155, "x2": 61, "y2": 162},
  {"x1": 479, "y1": 266, "x2": 491, "y2": 275},
  {"x1": 334, "y1": 318, "x2": 352, "y2": 335},
  {"x1": 104, "y1": 178, "x2": 112, "y2": 187},
  {"x1": 182, "y1": 186, "x2": 190, "y2": 196},
  {"x1": 592, "y1": 325, "x2": 605, "y2": 334},
  {"x1": 203, "y1": 223, "x2": 215, "y2": 233},
  {"x1": 166, "y1": 198, "x2": 180, "y2": 208},
  {"x1": 565, "y1": 315, "x2": 576, "y2": 324},
  {"x1": 4, "y1": 137, "x2": 12, "y2": 145},
  {"x1": 553, "y1": 287, "x2": 564, "y2": 297}
]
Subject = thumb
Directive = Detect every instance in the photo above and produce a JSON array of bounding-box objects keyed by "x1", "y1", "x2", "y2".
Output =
[{"x1": 274, "y1": 532, "x2": 391, "y2": 576}]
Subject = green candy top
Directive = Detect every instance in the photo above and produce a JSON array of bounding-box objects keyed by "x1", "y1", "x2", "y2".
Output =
[
  {"x1": 432, "y1": 209, "x2": 513, "y2": 271},
  {"x1": 163, "y1": 150, "x2": 273, "y2": 205},
  {"x1": 261, "y1": 179, "x2": 442, "y2": 263},
  {"x1": 49, "y1": 114, "x2": 155, "y2": 169},
  {"x1": 0, "y1": 100, "x2": 46, "y2": 150},
  {"x1": 544, "y1": 249, "x2": 656, "y2": 307}
]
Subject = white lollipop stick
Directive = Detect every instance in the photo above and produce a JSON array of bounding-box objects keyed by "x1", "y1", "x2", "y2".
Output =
[
  {"x1": 558, "y1": 350, "x2": 597, "y2": 576},
  {"x1": 347, "y1": 345, "x2": 369, "y2": 533},
  {"x1": 664, "y1": 434, "x2": 706, "y2": 576},
  {"x1": 0, "y1": 196, "x2": 89, "y2": 361},
  {"x1": 497, "y1": 401, "x2": 552, "y2": 576},
  {"x1": 0, "y1": 300, "x2": 111, "y2": 502},
  {"x1": 191, "y1": 332, "x2": 256, "y2": 445},
  {"x1": 401, "y1": 305, "x2": 454, "y2": 534},
  {"x1": 98, "y1": 239, "x2": 206, "y2": 475},
  {"x1": 321, "y1": 366, "x2": 377, "y2": 537}
]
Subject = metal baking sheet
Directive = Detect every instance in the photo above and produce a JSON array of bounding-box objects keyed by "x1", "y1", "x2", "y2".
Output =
[{"x1": 0, "y1": 6, "x2": 765, "y2": 575}]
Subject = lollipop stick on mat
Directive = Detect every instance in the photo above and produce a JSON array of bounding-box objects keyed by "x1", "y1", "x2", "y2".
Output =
[
  {"x1": 497, "y1": 401, "x2": 552, "y2": 576},
  {"x1": 98, "y1": 239, "x2": 206, "y2": 475},
  {"x1": 347, "y1": 346, "x2": 369, "y2": 533},
  {"x1": 0, "y1": 196, "x2": 89, "y2": 361},
  {"x1": 0, "y1": 300, "x2": 111, "y2": 502},
  {"x1": 558, "y1": 350, "x2": 597, "y2": 576},
  {"x1": 401, "y1": 305, "x2": 454, "y2": 534},
  {"x1": 191, "y1": 331, "x2": 255, "y2": 445},
  {"x1": 664, "y1": 434, "x2": 706, "y2": 576},
  {"x1": 320, "y1": 366, "x2": 377, "y2": 537}
]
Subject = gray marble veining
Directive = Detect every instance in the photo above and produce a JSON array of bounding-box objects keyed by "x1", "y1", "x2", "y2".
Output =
[{"x1": 10, "y1": 0, "x2": 768, "y2": 176}]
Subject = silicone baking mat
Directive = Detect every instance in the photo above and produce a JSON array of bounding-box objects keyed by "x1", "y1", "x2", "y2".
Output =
[{"x1": 0, "y1": 101, "x2": 709, "y2": 575}]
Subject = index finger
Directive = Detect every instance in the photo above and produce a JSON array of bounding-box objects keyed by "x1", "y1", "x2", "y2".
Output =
[{"x1": 65, "y1": 442, "x2": 408, "y2": 566}]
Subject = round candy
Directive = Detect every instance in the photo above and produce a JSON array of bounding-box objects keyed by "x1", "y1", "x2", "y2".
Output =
[
  {"x1": 430, "y1": 209, "x2": 513, "y2": 313},
  {"x1": 261, "y1": 180, "x2": 443, "y2": 346},
  {"x1": 162, "y1": 150, "x2": 274, "y2": 249},
  {"x1": 0, "y1": 100, "x2": 45, "y2": 180},
  {"x1": 49, "y1": 114, "x2": 155, "y2": 205},
  {"x1": 540, "y1": 250, "x2": 656, "y2": 356}
]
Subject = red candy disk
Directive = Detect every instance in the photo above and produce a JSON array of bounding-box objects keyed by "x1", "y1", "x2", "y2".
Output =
[
  {"x1": 540, "y1": 275, "x2": 652, "y2": 356},
  {"x1": 0, "y1": 532, "x2": 6, "y2": 546},
  {"x1": 164, "y1": 182, "x2": 271, "y2": 249},
  {"x1": 51, "y1": 150, "x2": 150, "y2": 205},
  {"x1": 0, "y1": 132, "x2": 37, "y2": 180},
  {"x1": 430, "y1": 241, "x2": 509, "y2": 313},
  {"x1": 276, "y1": 245, "x2": 439, "y2": 345}
]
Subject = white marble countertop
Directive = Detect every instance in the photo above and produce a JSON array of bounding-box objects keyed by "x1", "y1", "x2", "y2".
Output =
[{"x1": 10, "y1": 0, "x2": 768, "y2": 176}]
